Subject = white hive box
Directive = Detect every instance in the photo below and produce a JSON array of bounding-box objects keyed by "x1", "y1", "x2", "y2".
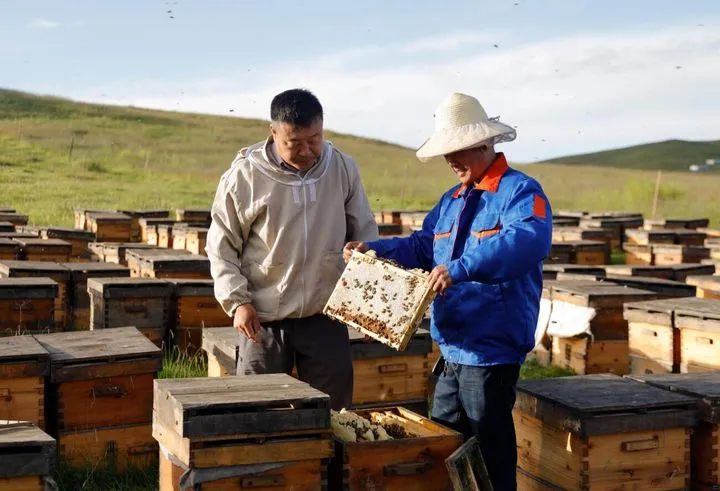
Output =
[{"x1": 323, "y1": 250, "x2": 435, "y2": 351}]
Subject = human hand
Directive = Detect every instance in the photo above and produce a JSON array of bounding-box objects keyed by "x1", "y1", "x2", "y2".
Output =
[
  {"x1": 343, "y1": 241, "x2": 369, "y2": 262},
  {"x1": 428, "y1": 265, "x2": 453, "y2": 294},
  {"x1": 234, "y1": 303, "x2": 261, "y2": 343}
]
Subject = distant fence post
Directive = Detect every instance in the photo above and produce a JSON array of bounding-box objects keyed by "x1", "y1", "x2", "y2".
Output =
[{"x1": 651, "y1": 170, "x2": 662, "y2": 219}]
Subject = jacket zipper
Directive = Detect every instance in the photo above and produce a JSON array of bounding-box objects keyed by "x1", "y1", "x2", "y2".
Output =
[{"x1": 299, "y1": 177, "x2": 308, "y2": 318}]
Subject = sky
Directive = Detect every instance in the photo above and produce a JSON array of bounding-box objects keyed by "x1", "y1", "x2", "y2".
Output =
[{"x1": 2, "y1": 0, "x2": 720, "y2": 162}]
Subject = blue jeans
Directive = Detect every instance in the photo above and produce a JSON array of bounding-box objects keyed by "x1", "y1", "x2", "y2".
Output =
[{"x1": 431, "y1": 362, "x2": 520, "y2": 491}]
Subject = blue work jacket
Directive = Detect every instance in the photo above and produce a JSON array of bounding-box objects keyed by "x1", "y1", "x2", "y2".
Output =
[{"x1": 365, "y1": 153, "x2": 552, "y2": 366}]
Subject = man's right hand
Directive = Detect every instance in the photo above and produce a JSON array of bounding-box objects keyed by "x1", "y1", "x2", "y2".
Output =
[
  {"x1": 234, "y1": 303, "x2": 261, "y2": 343},
  {"x1": 343, "y1": 241, "x2": 369, "y2": 262}
]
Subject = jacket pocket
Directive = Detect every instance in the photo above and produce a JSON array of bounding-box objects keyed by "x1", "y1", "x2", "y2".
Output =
[
  {"x1": 247, "y1": 258, "x2": 284, "y2": 318},
  {"x1": 433, "y1": 217, "x2": 455, "y2": 264},
  {"x1": 433, "y1": 217, "x2": 454, "y2": 240},
  {"x1": 470, "y1": 212, "x2": 501, "y2": 240},
  {"x1": 319, "y1": 251, "x2": 345, "y2": 301}
]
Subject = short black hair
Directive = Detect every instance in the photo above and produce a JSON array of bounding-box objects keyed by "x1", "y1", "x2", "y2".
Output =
[{"x1": 270, "y1": 88, "x2": 323, "y2": 127}]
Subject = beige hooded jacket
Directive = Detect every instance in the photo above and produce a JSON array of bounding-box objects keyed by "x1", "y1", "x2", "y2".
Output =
[{"x1": 205, "y1": 137, "x2": 379, "y2": 322}]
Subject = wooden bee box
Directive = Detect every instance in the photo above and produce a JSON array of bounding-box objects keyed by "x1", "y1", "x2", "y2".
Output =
[
  {"x1": 15, "y1": 238, "x2": 71, "y2": 262},
  {"x1": 553, "y1": 217, "x2": 581, "y2": 227},
  {"x1": 34, "y1": 327, "x2": 161, "y2": 437},
  {"x1": 116, "y1": 209, "x2": 170, "y2": 242},
  {"x1": 0, "y1": 337, "x2": 49, "y2": 429},
  {"x1": 625, "y1": 372, "x2": 720, "y2": 490},
  {"x1": 74, "y1": 208, "x2": 111, "y2": 231},
  {"x1": 157, "y1": 224, "x2": 176, "y2": 248},
  {"x1": 153, "y1": 374, "x2": 332, "y2": 470},
  {"x1": 550, "y1": 336, "x2": 628, "y2": 375},
  {"x1": 0, "y1": 261, "x2": 70, "y2": 329},
  {"x1": 543, "y1": 264, "x2": 607, "y2": 280},
  {"x1": 87, "y1": 277, "x2": 173, "y2": 347},
  {"x1": 603, "y1": 274, "x2": 697, "y2": 298},
  {"x1": 38, "y1": 227, "x2": 95, "y2": 261},
  {"x1": 158, "y1": 451, "x2": 328, "y2": 491},
  {"x1": 673, "y1": 229, "x2": 708, "y2": 246},
  {"x1": 380, "y1": 210, "x2": 402, "y2": 225},
  {"x1": 0, "y1": 421, "x2": 56, "y2": 490},
  {"x1": 546, "y1": 242, "x2": 573, "y2": 264},
  {"x1": 0, "y1": 278, "x2": 57, "y2": 336},
  {"x1": 623, "y1": 243, "x2": 654, "y2": 265},
  {"x1": 0, "y1": 212, "x2": 29, "y2": 227},
  {"x1": 654, "y1": 244, "x2": 711, "y2": 265},
  {"x1": 138, "y1": 218, "x2": 177, "y2": 244},
  {"x1": 378, "y1": 223, "x2": 404, "y2": 237},
  {"x1": 645, "y1": 218, "x2": 710, "y2": 230},
  {"x1": 201, "y1": 327, "x2": 238, "y2": 377},
  {"x1": 175, "y1": 209, "x2": 211, "y2": 225},
  {"x1": 168, "y1": 279, "x2": 227, "y2": 355},
  {"x1": 327, "y1": 407, "x2": 463, "y2": 491},
  {"x1": 86, "y1": 212, "x2": 133, "y2": 242},
  {"x1": 514, "y1": 373, "x2": 697, "y2": 490},
  {"x1": 124, "y1": 248, "x2": 189, "y2": 277},
  {"x1": 184, "y1": 227, "x2": 208, "y2": 256},
  {"x1": 103, "y1": 243, "x2": 160, "y2": 268},
  {"x1": 347, "y1": 327, "x2": 431, "y2": 410},
  {"x1": 553, "y1": 227, "x2": 614, "y2": 251},
  {"x1": 0, "y1": 221, "x2": 15, "y2": 233},
  {"x1": 667, "y1": 263, "x2": 717, "y2": 282},
  {"x1": 602, "y1": 264, "x2": 675, "y2": 279},
  {"x1": 675, "y1": 300, "x2": 720, "y2": 373},
  {"x1": 0, "y1": 238, "x2": 20, "y2": 260},
  {"x1": 687, "y1": 275, "x2": 720, "y2": 300},
  {"x1": 171, "y1": 226, "x2": 189, "y2": 250},
  {"x1": 625, "y1": 228, "x2": 678, "y2": 246},
  {"x1": 324, "y1": 251, "x2": 435, "y2": 351},
  {"x1": 64, "y1": 262, "x2": 131, "y2": 330},
  {"x1": 582, "y1": 216, "x2": 644, "y2": 250},
  {"x1": 141, "y1": 253, "x2": 211, "y2": 280}
]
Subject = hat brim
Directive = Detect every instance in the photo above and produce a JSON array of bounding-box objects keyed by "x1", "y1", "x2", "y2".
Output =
[{"x1": 415, "y1": 120, "x2": 517, "y2": 162}]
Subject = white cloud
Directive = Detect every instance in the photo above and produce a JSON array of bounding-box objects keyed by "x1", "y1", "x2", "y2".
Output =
[
  {"x1": 29, "y1": 18, "x2": 60, "y2": 29},
  {"x1": 72, "y1": 21, "x2": 720, "y2": 162}
]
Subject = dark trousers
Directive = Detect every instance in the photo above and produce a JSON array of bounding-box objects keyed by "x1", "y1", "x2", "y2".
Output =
[
  {"x1": 431, "y1": 362, "x2": 520, "y2": 491},
  {"x1": 235, "y1": 314, "x2": 354, "y2": 411}
]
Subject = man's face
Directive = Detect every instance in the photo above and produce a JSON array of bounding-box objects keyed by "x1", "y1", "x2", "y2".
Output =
[
  {"x1": 444, "y1": 145, "x2": 493, "y2": 186},
  {"x1": 271, "y1": 118, "x2": 324, "y2": 170}
]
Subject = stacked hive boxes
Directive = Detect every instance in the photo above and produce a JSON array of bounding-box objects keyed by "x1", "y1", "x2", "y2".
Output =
[
  {"x1": 167, "y1": 279, "x2": 228, "y2": 355},
  {"x1": 0, "y1": 278, "x2": 58, "y2": 336},
  {"x1": 0, "y1": 421, "x2": 56, "y2": 491}
]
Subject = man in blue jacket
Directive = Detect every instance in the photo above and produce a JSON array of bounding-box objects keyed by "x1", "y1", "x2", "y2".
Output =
[{"x1": 344, "y1": 92, "x2": 552, "y2": 490}]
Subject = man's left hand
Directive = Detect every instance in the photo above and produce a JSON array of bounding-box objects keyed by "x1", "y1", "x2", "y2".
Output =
[{"x1": 428, "y1": 265, "x2": 453, "y2": 294}]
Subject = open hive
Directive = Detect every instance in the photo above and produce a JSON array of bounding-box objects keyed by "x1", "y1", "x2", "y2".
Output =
[{"x1": 323, "y1": 250, "x2": 435, "y2": 351}]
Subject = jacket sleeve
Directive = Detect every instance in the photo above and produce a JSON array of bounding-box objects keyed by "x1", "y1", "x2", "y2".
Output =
[
  {"x1": 446, "y1": 180, "x2": 552, "y2": 284},
  {"x1": 344, "y1": 156, "x2": 380, "y2": 243},
  {"x1": 364, "y1": 201, "x2": 439, "y2": 272},
  {"x1": 205, "y1": 169, "x2": 253, "y2": 317}
]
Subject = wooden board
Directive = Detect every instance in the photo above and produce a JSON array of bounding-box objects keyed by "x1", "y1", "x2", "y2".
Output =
[
  {"x1": 444, "y1": 437, "x2": 493, "y2": 491},
  {"x1": 323, "y1": 251, "x2": 435, "y2": 351},
  {"x1": 514, "y1": 373, "x2": 697, "y2": 437},
  {"x1": 141, "y1": 254, "x2": 211, "y2": 279},
  {"x1": 153, "y1": 374, "x2": 331, "y2": 439},
  {"x1": 0, "y1": 212, "x2": 29, "y2": 226},
  {"x1": 0, "y1": 278, "x2": 58, "y2": 336},
  {"x1": 14, "y1": 238, "x2": 71, "y2": 262},
  {"x1": 0, "y1": 421, "x2": 56, "y2": 479},
  {"x1": 603, "y1": 264, "x2": 675, "y2": 279},
  {"x1": 550, "y1": 336, "x2": 628, "y2": 375},
  {"x1": 327, "y1": 407, "x2": 463, "y2": 491},
  {"x1": 201, "y1": 327, "x2": 238, "y2": 376},
  {"x1": 603, "y1": 274, "x2": 697, "y2": 298},
  {"x1": 0, "y1": 238, "x2": 20, "y2": 260}
]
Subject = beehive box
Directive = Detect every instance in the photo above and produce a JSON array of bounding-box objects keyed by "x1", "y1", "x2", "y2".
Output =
[
  {"x1": 184, "y1": 227, "x2": 208, "y2": 256},
  {"x1": 702, "y1": 228, "x2": 720, "y2": 238},
  {"x1": 157, "y1": 224, "x2": 176, "y2": 249},
  {"x1": 543, "y1": 264, "x2": 607, "y2": 280},
  {"x1": 74, "y1": 207, "x2": 111, "y2": 231},
  {"x1": 0, "y1": 421, "x2": 56, "y2": 491},
  {"x1": 323, "y1": 251, "x2": 435, "y2": 351},
  {"x1": 645, "y1": 217, "x2": 710, "y2": 230},
  {"x1": 667, "y1": 263, "x2": 717, "y2": 282},
  {"x1": 0, "y1": 238, "x2": 19, "y2": 260},
  {"x1": 602, "y1": 264, "x2": 675, "y2": 279},
  {"x1": 175, "y1": 209, "x2": 211, "y2": 225},
  {"x1": 141, "y1": 253, "x2": 211, "y2": 280},
  {"x1": 171, "y1": 226, "x2": 189, "y2": 250},
  {"x1": 675, "y1": 299, "x2": 720, "y2": 373},
  {"x1": 581, "y1": 216, "x2": 644, "y2": 250},
  {"x1": 35, "y1": 327, "x2": 161, "y2": 468},
  {"x1": 158, "y1": 451, "x2": 328, "y2": 491},
  {"x1": 687, "y1": 275, "x2": 720, "y2": 300},
  {"x1": 553, "y1": 217, "x2": 582, "y2": 227},
  {"x1": 168, "y1": 279, "x2": 227, "y2": 355},
  {"x1": 548, "y1": 284, "x2": 661, "y2": 375},
  {"x1": 552, "y1": 227, "x2": 614, "y2": 251},
  {"x1": 377, "y1": 223, "x2": 404, "y2": 237},
  {"x1": 0, "y1": 221, "x2": 15, "y2": 233},
  {"x1": 0, "y1": 278, "x2": 57, "y2": 336},
  {"x1": 201, "y1": 326, "x2": 238, "y2": 377},
  {"x1": 139, "y1": 218, "x2": 177, "y2": 244},
  {"x1": 654, "y1": 244, "x2": 711, "y2": 265},
  {"x1": 380, "y1": 210, "x2": 402, "y2": 225},
  {"x1": 0, "y1": 336, "x2": 49, "y2": 428},
  {"x1": 0, "y1": 212, "x2": 29, "y2": 227},
  {"x1": 327, "y1": 407, "x2": 463, "y2": 491},
  {"x1": 603, "y1": 274, "x2": 697, "y2": 298},
  {"x1": 347, "y1": 327, "x2": 431, "y2": 411},
  {"x1": 86, "y1": 211, "x2": 133, "y2": 242},
  {"x1": 514, "y1": 373, "x2": 697, "y2": 490},
  {"x1": 38, "y1": 227, "x2": 95, "y2": 261},
  {"x1": 102, "y1": 242, "x2": 159, "y2": 267},
  {"x1": 153, "y1": 374, "x2": 332, "y2": 469},
  {"x1": 63, "y1": 262, "x2": 131, "y2": 330},
  {"x1": 125, "y1": 247, "x2": 177, "y2": 277},
  {"x1": 0, "y1": 261, "x2": 70, "y2": 329},
  {"x1": 673, "y1": 229, "x2": 708, "y2": 246},
  {"x1": 623, "y1": 297, "x2": 709, "y2": 375},
  {"x1": 625, "y1": 228, "x2": 678, "y2": 245},
  {"x1": 87, "y1": 277, "x2": 173, "y2": 347},
  {"x1": 546, "y1": 242, "x2": 573, "y2": 263},
  {"x1": 623, "y1": 244, "x2": 654, "y2": 265},
  {"x1": 625, "y1": 372, "x2": 720, "y2": 490},
  {"x1": 116, "y1": 209, "x2": 170, "y2": 242},
  {"x1": 15, "y1": 238, "x2": 71, "y2": 262}
]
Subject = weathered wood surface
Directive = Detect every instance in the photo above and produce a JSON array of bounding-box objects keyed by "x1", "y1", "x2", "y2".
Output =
[
  {"x1": 142, "y1": 254, "x2": 210, "y2": 274},
  {"x1": 675, "y1": 299, "x2": 720, "y2": 331},
  {"x1": 445, "y1": 437, "x2": 493, "y2": 491},
  {"x1": 603, "y1": 274, "x2": 697, "y2": 297},
  {"x1": 515, "y1": 373, "x2": 697, "y2": 436},
  {"x1": 64, "y1": 262, "x2": 131, "y2": 311},
  {"x1": 87, "y1": 277, "x2": 173, "y2": 299},
  {"x1": 324, "y1": 250, "x2": 435, "y2": 351},
  {"x1": 0, "y1": 336, "x2": 49, "y2": 378},
  {"x1": 551, "y1": 284, "x2": 660, "y2": 308},
  {"x1": 623, "y1": 297, "x2": 709, "y2": 325},
  {"x1": 348, "y1": 327, "x2": 432, "y2": 359},
  {"x1": 0, "y1": 222, "x2": 15, "y2": 233},
  {"x1": 0, "y1": 278, "x2": 58, "y2": 299},
  {"x1": 0, "y1": 421, "x2": 56, "y2": 478},
  {"x1": 0, "y1": 212, "x2": 29, "y2": 226},
  {"x1": 603, "y1": 264, "x2": 675, "y2": 279},
  {"x1": 154, "y1": 374, "x2": 331, "y2": 438},
  {"x1": 542, "y1": 264, "x2": 606, "y2": 275},
  {"x1": 645, "y1": 217, "x2": 710, "y2": 229},
  {"x1": 176, "y1": 209, "x2": 211, "y2": 222}
]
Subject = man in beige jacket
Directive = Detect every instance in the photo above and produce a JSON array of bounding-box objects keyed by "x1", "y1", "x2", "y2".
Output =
[{"x1": 205, "y1": 88, "x2": 379, "y2": 409}]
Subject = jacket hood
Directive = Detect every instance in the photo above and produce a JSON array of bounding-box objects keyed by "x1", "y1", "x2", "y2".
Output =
[{"x1": 239, "y1": 137, "x2": 334, "y2": 186}]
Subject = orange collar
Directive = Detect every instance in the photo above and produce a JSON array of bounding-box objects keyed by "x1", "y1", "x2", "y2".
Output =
[{"x1": 451, "y1": 153, "x2": 509, "y2": 198}]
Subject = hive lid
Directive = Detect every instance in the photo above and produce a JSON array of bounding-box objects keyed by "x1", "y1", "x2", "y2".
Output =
[
  {"x1": 0, "y1": 260, "x2": 70, "y2": 276},
  {"x1": 0, "y1": 278, "x2": 58, "y2": 299},
  {"x1": 674, "y1": 299, "x2": 720, "y2": 331},
  {"x1": 39, "y1": 227, "x2": 95, "y2": 240},
  {"x1": 625, "y1": 373, "x2": 720, "y2": 423},
  {"x1": 87, "y1": 277, "x2": 173, "y2": 298},
  {"x1": 603, "y1": 275, "x2": 696, "y2": 297},
  {"x1": 63, "y1": 262, "x2": 131, "y2": 275},
  {"x1": 144, "y1": 254, "x2": 209, "y2": 272},
  {"x1": 543, "y1": 264, "x2": 606, "y2": 275},
  {"x1": 686, "y1": 275, "x2": 720, "y2": 291},
  {"x1": 623, "y1": 297, "x2": 708, "y2": 326},
  {"x1": 550, "y1": 283, "x2": 659, "y2": 307},
  {"x1": 168, "y1": 278, "x2": 214, "y2": 296},
  {"x1": 0, "y1": 421, "x2": 56, "y2": 478},
  {"x1": 0, "y1": 336, "x2": 49, "y2": 376},
  {"x1": 116, "y1": 209, "x2": 170, "y2": 218},
  {"x1": 603, "y1": 264, "x2": 675, "y2": 277}
]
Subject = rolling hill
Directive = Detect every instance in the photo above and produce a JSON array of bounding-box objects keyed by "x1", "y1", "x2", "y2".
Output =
[
  {"x1": 538, "y1": 139, "x2": 720, "y2": 172},
  {"x1": 1, "y1": 88, "x2": 719, "y2": 227}
]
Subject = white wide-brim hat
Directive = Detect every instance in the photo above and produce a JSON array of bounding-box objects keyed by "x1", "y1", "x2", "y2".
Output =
[{"x1": 416, "y1": 92, "x2": 516, "y2": 162}]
